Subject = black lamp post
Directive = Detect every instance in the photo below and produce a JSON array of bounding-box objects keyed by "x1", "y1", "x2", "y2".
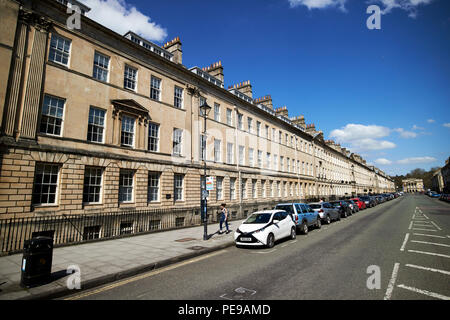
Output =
[{"x1": 200, "y1": 100, "x2": 212, "y2": 240}]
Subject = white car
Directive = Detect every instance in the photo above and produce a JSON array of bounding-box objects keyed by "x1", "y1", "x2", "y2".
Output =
[{"x1": 234, "y1": 210, "x2": 296, "y2": 248}]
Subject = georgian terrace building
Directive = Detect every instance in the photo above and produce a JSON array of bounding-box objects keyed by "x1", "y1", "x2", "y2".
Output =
[
  {"x1": 402, "y1": 179, "x2": 424, "y2": 193},
  {"x1": 0, "y1": 0, "x2": 395, "y2": 219}
]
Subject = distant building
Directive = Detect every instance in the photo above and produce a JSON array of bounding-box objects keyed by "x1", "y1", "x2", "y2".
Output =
[
  {"x1": 432, "y1": 168, "x2": 444, "y2": 193},
  {"x1": 402, "y1": 179, "x2": 424, "y2": 193},
  {"x1": 432, "y1": 157, "x2": 450, "y2": 194}
]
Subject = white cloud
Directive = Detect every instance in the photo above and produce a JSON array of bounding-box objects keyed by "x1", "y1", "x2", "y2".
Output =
[
  {"x1": 80, "y1": 0, "x2": 167, "y2": 42},
  {"x1": 393, "y1": 128, "x2": 417, "y2": 138},
  {"x1": 412, "y1": 124, "x2": 425, "y2": 130},
  {"x1": 288, "y1": 0, "x2": 347, "y2": 11},
  {"x1": 329, "y1": 124, "x2": 396, "y2": 151},
  {"x1": 427, "y1": 119, "x2": 435, "y2": 123},
  {"x1": 375, "y1": 158, "x2": 393, "y2": 165},
  {"x1": 443, "y1": 123, "x2": 450, "y2": 128},
  {"x1": 397, "y1": 156, "x2": 437, "y2": 164},
  {"x1": 376, "y1": 0, "x2": 434, "y2": 18},
  {"x1": 330, "y1": 124, "x2": 391, "y2": 141},
  {"x1": 289, "y1": 0, "x2": 434, "y2": 17}
]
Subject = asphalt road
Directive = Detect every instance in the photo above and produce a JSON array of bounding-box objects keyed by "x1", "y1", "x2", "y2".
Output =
[{"x1": 63, "y1": 194, "x2": 450, "y2": 300}]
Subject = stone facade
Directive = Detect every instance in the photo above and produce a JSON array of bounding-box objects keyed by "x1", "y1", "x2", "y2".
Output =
[
  {"x1": 402, "y1": 179, "x2": 424, "y2": 193},
  {"x1": 0, "y1": 0, "x2": 395, "y2": 218}
]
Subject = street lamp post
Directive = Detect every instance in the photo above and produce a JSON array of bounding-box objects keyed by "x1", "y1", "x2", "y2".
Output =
[{"x1": 200, "y1": 100, "x2": 212, "y2": 241}]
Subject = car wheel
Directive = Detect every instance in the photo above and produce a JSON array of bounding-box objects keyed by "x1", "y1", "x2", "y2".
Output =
[
  {"x1": 290, "y1": 227, "x2": 296, "y2": 240},
  {"x1": 301, "y1": 221, "x2": 308, "y2": 235},
  {"x1": 326, "y1": 215, "x2": 331, "y2": 224},
  {"x1": 316, "y1": 217, "x2": 321, "y2": 229},
  {"x1": 266, "y1": 233, "x2": 275, "y2": 248}
]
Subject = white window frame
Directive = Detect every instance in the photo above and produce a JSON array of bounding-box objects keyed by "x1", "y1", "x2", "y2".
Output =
[
  {"x1": 148, "y1": 122, "x2": 160, "y2": 152},
  {"x1": 173, "y1": 128, "x2": 183, "y2": 156},
  {"x1": 32, "y1": 163, "x2": 60, "y2": 206},
  {"x1": 150, "y1": 76, "x2": 162, "y2": 101},
  {"x1": 174, "y1": 86, "x2": 184, "y2": 108},
  {"x1": 93, "y1": 51, "x2": 110, "y2": 82},
  {"x1": 48, "y1": 34, "x2": 71, "y2": 66},
  {"x1": 40, "y1": 94, "x2": 65, "y2": 137},
  {"x1": 83, "y1": 166, "x2": 103, "y2": 204},
  {"x1": 119, "y1": 170, "x2": 134, "y2": 203},
  {"x1": 87, "y1": 106, "x2": 105, "y2": 143},
  {"x1": 121, "y1": 115, "x2": 135, "y2": 148},
  {"x1": 124, "y1": 65, "x2": 138, "y2": 91}
]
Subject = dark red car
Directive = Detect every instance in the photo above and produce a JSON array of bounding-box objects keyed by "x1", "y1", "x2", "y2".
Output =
[{"x1": 351, "y1": 198, "x2": 366, "y2": 210}]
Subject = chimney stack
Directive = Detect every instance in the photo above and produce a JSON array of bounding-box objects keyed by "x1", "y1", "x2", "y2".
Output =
[
  {"x1": 202, "y1": 61, "x2": 224, "y2": 82},
  {"x1": 275, "y1": 106, "x2": 289, "y2": 117},
  {"x1": 253, "y1": 95, "x2": 273, "y2": 110},
  {"x1": 306, "y1": 123, "x2": 316, "y2": 134},
  {"x1": 228, "y1": 81, "x2": 252, "y2": 98},
  {"x1": 291, "y1": 115, "x2": 306, "y2": 129},
  {"x1": 163, "y1": 37, "x2": 182, "y2": 64}
]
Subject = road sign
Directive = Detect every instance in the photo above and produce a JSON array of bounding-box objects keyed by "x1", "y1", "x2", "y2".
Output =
[
  {"x1": 206, "y1": 176, "x2": 214, "y2": 191},
  {"x1": 202, "y1": 189, "x2": 209, "y2": 200}
]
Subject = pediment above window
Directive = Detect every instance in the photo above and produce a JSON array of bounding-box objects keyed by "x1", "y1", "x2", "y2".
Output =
[{"x1": 111, "y1": 99, "x2": 150, "y2": 122}]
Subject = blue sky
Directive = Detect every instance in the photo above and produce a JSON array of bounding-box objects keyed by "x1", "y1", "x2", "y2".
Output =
[{"x1": 81, "y1": 0, "x2": 450, "y2": 176}]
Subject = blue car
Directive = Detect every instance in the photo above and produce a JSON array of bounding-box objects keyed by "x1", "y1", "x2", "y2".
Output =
[
  {"x1": 430, "y1": 192, "x2": 441, "y2": 198},
  {"x1": 274, "y1": 203, "x2": 321, "y2": 234}
]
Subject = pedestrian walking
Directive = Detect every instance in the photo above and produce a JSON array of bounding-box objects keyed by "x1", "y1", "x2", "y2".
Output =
[{"x1": 219, "y1": 203, "x2": 230, "y2": 234}]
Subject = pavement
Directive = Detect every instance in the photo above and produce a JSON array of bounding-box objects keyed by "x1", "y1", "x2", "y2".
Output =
[
  {"x1": 0, "y1": 219, "x2": 243, "y2": 300},
  {"x1": 60, "y1": 194, "x2": 450, "y2": 301}
]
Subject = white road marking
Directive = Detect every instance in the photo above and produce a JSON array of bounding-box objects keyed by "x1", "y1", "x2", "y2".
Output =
[
  {"x1": 408, "y1": 250, "x2": 450, "y2": 259},
  {"x1": 400, "y1": 233, "x2": 409, "y2": 251},
  {"x1": 281, "y1": 240, "x2": 297, "y2": 248},
  {"x1": 405, "y1": 264, "x2": 450, "y2": 276},
  {"x1": 413, "y1": 233, "x2": 447, "y2": 239},
  {"x1": 408, "y1": 221, "x2": 413, "y2": 230},
  {"x1": 411, "y1": 240, "x2": 450, "y2": 248},
  {"x1": 252, "y1": 249, "x2": 277, "y2": 254},
  {"x1": 422, "y1": 214, "x2": 429, "y2": 220},
  {"x1": 396, "y1": 284, "x2": 450, "y2": 300},
  {"x1": 412, "y1": 223, "x2": 434, "y2": 227},
  {"x1": 412, "y1": 228, "x2": 437, "y2": 232},
  {"x1": 384, "y1": 263, "x2": 400, "y2": 300},
  {"x1": 429, "y1": 221, "x2": 442, "y2": 231}
]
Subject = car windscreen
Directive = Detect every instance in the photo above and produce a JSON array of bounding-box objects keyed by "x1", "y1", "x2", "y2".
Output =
[
  {"x1": 309, "y1": 204, "x2": 321, "y2": 209},
  {"x1": 274, "y1": 205, "x2": 294, "y2": 214},
  {"x1": 360, "y1": 197, "x2": 369, "y2": 200},
  {"x1": 330, "y1": 202, "x2": 340, "y2": 206},
  {"x1": 244, "y1": 213, "x2": 272, "y2": 224}
]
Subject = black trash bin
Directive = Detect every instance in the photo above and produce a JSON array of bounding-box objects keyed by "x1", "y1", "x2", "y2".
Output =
[{"x1": 20, "y1": 236, "x2": 53, "y2": 288}]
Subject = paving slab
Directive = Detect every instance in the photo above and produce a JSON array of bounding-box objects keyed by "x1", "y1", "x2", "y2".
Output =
[{"x1": 0, "y1": 219, "x2": 243, "y2": 300}]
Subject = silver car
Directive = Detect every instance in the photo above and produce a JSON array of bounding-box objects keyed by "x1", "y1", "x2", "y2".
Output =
[{"x1": 308, "y1": 202, "x2": 341, "y2": 224}]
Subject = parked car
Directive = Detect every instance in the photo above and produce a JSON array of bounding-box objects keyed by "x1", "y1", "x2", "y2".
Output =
[
  {"x1": 330, "y1": 200, "x2": 352, "y2": 218},
  {"x1": 375, "y1": 196, "x2": 385, "y2": 203},
  {"x1": 234, "y1": 210, "x2": 296, "y2": 248},
  {"x1": 359, "y1": 196, "x2": 376, "y2": 208},
  {"x1": 346, "y1": 200, "x2": 359, "y2": 213},
  {"x1": 274, "y1": 203, "x2": 321, "y2": 234},
  {"x1": 351, "y1": 198, "x2": 367, "y2": 210},
  {"x1": 308, "y1": 202, "x2": 341, "y2": 224},
  {"x1": 430, "y1": 192, "x2": 441, "y2": 198}
]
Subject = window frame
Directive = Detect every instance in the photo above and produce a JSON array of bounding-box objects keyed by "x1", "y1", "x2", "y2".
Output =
[
  {"x1": 124, "y1": 64, "x2": 138, "y2": 91},
  {"x1": 83, "y1": 166, "x2": 103, "y2": 204},
  {"x1": 48, "y1": 34, "x2": 71, "y2": 67},
  {"x1": 40, "y1": 94, "x2": 66, "y2": 137},
  {"x1": 93, "y1": 51, "x2": 110, "y2": 83}
]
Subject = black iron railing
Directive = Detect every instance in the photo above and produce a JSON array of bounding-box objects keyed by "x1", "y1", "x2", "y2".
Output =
[{"x1": 0, "y1": 200, "x2": 286, "y2": 255}]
